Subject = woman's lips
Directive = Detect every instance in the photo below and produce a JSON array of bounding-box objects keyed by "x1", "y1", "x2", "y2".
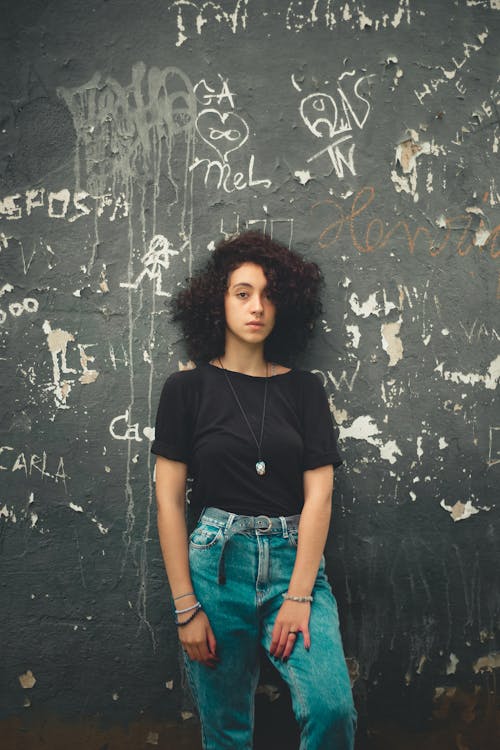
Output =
[{"x1": 246, "y1": 322, "x2": 264, "y2": 328}]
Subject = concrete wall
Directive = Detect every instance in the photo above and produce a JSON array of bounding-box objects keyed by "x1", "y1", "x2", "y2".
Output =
[{"x1": 1, "y1": 1, "x2": 499, "y2": 748}]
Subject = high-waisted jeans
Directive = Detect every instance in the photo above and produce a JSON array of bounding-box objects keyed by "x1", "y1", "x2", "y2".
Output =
[{"x1": 183, "y1": 507, "x2": 357, "y2": 750}]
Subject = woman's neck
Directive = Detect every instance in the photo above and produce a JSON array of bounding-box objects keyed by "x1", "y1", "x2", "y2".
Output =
[{"x1": 215, "y1": 343, "x2": 268, "y2": 377}]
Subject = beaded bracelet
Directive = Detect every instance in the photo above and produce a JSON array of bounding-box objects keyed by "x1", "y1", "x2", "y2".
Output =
[
  {"x1": 282, "y1": 593, "x2": 313, "y2": 603},
  {"x1": 175, "y1": 601, "x2": 201, "y2": 615},
  {"x1": 175, "y1": 603, "x2": 203, "y2": 627}
]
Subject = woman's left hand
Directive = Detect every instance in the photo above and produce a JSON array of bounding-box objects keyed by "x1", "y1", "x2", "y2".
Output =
[{"x1": 270, "y1": 600, "x2": 311, "y2": 660}]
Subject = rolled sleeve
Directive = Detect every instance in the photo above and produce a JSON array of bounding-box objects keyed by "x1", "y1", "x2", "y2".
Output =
[{"x1": 151, "y1": 371, "x2": 192, "y2": 463}]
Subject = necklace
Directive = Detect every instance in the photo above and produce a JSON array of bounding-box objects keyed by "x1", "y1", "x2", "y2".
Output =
[{"x1": 217, "y1": 358, "x2": 274, "y2": 476}]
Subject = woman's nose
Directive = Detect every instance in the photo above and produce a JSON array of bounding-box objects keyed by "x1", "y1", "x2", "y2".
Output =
[{"x1": 251, "y1": 295, "x2": 264, "y2": 314}]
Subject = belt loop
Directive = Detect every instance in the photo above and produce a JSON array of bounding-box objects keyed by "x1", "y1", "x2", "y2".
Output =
[
  {"x1": 280, "y1": 516, "x2": 288, "y2": 538},
  {"x1": 218, "y1": 512, "x2": 236, "y2": 585},
  {"x1": 225, "y1": 512, "x2": 236, "y2": 533}
]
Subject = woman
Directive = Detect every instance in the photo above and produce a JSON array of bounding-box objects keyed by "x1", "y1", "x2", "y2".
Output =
[{"x1": 151, "y1": 231, "x2": 357, "y2": 749}]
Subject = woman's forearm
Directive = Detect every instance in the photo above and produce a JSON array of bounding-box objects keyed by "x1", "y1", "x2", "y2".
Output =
[
  {"x1": 155, "y1": 458, "x2": 195, "y2": 600},
  {"x1": 157, "y1": 502, "x2": 195, "y2": 598},
  {"x1": 287, "y1": 465, "x2": 333, "y2": 597}
]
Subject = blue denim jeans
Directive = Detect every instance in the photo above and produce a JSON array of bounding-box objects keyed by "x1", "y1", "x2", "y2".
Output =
[{"x1": 183, "y1": 507, "x2": 357, "y2": 750}]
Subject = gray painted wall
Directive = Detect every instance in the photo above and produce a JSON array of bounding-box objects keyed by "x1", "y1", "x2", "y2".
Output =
[{"x1": 1, "y1": 1, "x2": 499, "y2": 747}]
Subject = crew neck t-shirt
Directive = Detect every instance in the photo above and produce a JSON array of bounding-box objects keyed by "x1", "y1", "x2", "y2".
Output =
[{"x1": 151, "y1": 363, "x2": 343, "y2": 517}]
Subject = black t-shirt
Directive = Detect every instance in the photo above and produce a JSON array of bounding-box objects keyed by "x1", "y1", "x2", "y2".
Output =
[{"x1": 151, "y1": 363, "x2": 343, "y2": 516}]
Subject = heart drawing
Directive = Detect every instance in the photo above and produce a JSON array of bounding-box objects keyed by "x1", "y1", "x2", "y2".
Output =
[{"x1": 196, "y1": 109, "x2": 249, "y2": 162}]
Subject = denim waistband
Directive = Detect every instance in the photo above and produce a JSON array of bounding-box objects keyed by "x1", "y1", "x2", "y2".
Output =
[{"x1": 197, "y1": 506, "x2": 301, "y2": 584}]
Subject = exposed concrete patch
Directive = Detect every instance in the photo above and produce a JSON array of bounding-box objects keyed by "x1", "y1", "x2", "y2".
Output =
[
  {"x1": 440, "y1": 499, "x2": 479, "y2": 521},
  {"x1": 473, "y1": 652, "x2": 500, "y2": 673},
  {"x1": 381, "y1": 318, "x2": 403, "y2": 366},
  {"x1": 18, "y1": 671, "x2": 36, "y2": 689}
]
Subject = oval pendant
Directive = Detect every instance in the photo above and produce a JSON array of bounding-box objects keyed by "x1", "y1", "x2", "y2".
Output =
[{"x1": 256, "y1": 460, "x2": 266, "y2": 476}]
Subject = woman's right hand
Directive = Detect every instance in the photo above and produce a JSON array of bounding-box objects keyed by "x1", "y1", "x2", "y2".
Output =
[{"x1": 178, "y1": 609, "x2": 218, "y2": 668}]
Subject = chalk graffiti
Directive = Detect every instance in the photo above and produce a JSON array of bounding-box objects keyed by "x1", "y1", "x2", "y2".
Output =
[
  {"x1": 169, "y1": 0, "x2": 411, "y2": 44},
  {"x1": 0, "y1": 187, "x2": 128, "y2": 223},
  {"x1": 450, "y1": 76, "x2": 500, "y2": 146},
  {"x1": 414, "y1": 28, "x2": 489, "y2": 104},
  {"x1": 0, "y1": 288, "x2": 38, "y2": 324},
  {"x1": 286, "y1": 0, "x2": 411, "y2": 32},
  {"x1": 109, "y1": 410, "x2": 143, "y2": 442},
  {"x1": 43, "y1": 321, "x2": 99, "y2": 406},
  {"x1": 220, "y1": 215, "x2": 294, "y2": 248},
  {"x1": 0, "y1": 446, "x2": 69, "y2": 487},
  {"x1": 119, "y1": 234, "x2": 182, "y2": 296},
  {"x1": 190, "y1": 75, "x2": 271, "y2": 192},
  {"x1": 170, "y1": 0, "x2": 250, "y2": 46},
  {"x1": 312, "y1": 363, "x2": 361, "y2": 393},
  {"x1": 312, "y1": 186, "x2": 500, "y2": 258},
  {"x1": 297, "y1": 71, "x2": 375, "y2": 180}
]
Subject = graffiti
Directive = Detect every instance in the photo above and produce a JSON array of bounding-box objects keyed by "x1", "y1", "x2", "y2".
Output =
[
  {"x1": 297, "y1": 71, "x2": 375, "y2": 180},
  {"x1": 169, "y1": 0, "x2": 411, "y2": 44},
  {"x1": 450, "y1": 76, "x2": 500, "y2": 145},
  {"x1": 0, "y1": 285, "x2": 39, "y2": 324},
  {"x1": 42, "y1": 321, "x2": 99, "y2": 407},
  {"x1": 312, "y1": 186, "x2": 500, "y2": 259},
  {"x1": 0, "y1": 297, "x2": 38, "y2": 325},
  {"x1": 0, "y1": 187, "x2": 128, "y2": 223},
  {"x1": 109, "y1": 410, "x2": 143, "y2": 442},
  {"x1": 119, "y1": 234, "x2": 182, "y2": 296},
  {"x1": 190, "y1": 75, "x2": 271, "y2": 193},
  {"x1": 219, "y1": 215, "x2": 294, "y2": 247},
  {"x1": 414, "y1": 28, "x2": 489, "y2": 104},
  {"x1": 0, "y1": 446, "x2": 69, "y2": 486},
  {"x1": 59, "y1": 63, "x2": 197, "y2": 639},
  {"x1": 286, "y1": 0, "x2": 411, "y2": 32},
  {"x1": 170, "y1": 0, "x2": 250, "y2": 47},
  {"x1": 58, "y1": 62, "x2": 196, "y2": 266}
]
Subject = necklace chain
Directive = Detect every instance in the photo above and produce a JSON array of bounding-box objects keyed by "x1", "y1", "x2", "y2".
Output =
[{"x1": 217, "y1": 358, "x2": 274, "y2": 475}]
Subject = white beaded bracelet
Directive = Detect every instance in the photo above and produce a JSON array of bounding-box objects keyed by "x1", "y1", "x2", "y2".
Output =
[{"x1": 282, "y1": 593, "x2": 313, "y2": 603}]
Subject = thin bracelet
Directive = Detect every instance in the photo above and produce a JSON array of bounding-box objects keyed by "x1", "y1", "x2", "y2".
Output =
[
  {"x1": 282, "y1": 593, "x2": 313, "y2": 603},
  {"x1": 175, "y1": 601, "x2": 201, "y2": 615},
  {"x1": 175, "y1": 604, "x2": 203, "y2": 627},
  {"x1": 173, "y1": 591, "x2": 195, "y2": 601}
]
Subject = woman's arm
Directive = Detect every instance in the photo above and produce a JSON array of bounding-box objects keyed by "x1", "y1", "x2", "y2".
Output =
[
  {"x1": 269, "y1": 464, "x2": 333, "y2": 660},
  {"x1": 155, "y1": 455, "x2": 218, "y2": 667}
]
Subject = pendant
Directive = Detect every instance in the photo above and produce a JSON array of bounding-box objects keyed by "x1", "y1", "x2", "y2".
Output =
[{"x1": 255, "y1": 460, "x2": 266, "y2": 476}]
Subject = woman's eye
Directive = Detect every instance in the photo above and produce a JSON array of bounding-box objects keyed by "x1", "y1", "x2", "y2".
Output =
[{"x1": 237, "y1": 292, "x2": 248, "y2": 298}]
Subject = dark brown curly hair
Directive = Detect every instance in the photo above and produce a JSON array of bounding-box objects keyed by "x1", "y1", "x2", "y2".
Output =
[{"x1": 171, "y1": 231, "x2": 324, "y2": 365}]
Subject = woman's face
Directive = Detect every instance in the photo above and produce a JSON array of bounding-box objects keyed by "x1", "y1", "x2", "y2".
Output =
[{"x1": 224, "y1": 262, "x2": 276, "y2": 348}]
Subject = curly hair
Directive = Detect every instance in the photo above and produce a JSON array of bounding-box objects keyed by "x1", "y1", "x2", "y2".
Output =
[{"x1": 171, "y1": 231, "x2": 324, "y2": 365}]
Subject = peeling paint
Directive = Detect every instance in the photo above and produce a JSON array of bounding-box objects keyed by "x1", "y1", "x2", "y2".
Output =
[
  {"x1": 446, "y1": 653, "x2": 459, "y2": 675},
  {"x1": 294, "y1": 169, "x2": 312, "y2": 185},
  {"x1": 391, "y1": 131, "x2": 447, "y2": 202},
  {"x1": 339, "y1": 416, "x2": 402, "y2": 464},
  {"x1": 18, "y1": 671, "x2": 36, "y2": 689},
  {"x1": 434, "y1": 355, "x2": 500, "y2": 391},
  {"x1": 440, "y1": 499, "x2": 480, "y2": 522},
  {"x1": 346, "y1": 324, "x2": 360, "y2": 348},
  {"x1": 381, "y1": 318, "x2": 403, "y2": 366},
  {"x1": 472, "y1": 652, "x2": 500, "y2": 673}
]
